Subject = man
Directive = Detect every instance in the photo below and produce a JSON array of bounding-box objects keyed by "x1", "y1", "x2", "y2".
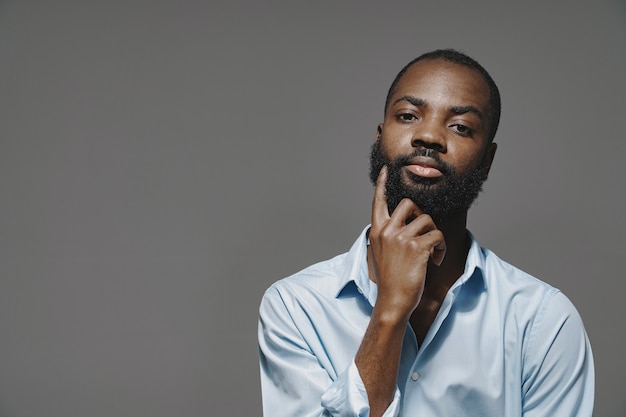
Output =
[{"x1": 258, "y1": 49, "x2": 594, "y2": 417}]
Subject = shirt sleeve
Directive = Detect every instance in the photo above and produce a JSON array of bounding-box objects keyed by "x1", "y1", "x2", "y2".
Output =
[
  {"x1": 521, "y1": 291, "x2": 595, "y2": 417},
  {"x1": 258, "y1": 286, "x2": 401, "y2": 417},
  {"x1": 321, "y1": 360, "x2": 401, "y2": 417}
]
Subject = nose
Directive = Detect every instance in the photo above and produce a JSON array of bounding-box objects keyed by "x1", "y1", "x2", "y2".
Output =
[{"x1": 411, "y1": 119, "x2": 446, "y2": 151}]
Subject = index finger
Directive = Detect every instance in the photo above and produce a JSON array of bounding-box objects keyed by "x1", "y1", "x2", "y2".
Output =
[{"x1": 371, "y1": 165, "x2": 390, "y2": 227}]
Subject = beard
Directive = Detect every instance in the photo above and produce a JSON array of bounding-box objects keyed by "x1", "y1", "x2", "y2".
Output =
[{"x1": 369, "y1": 140, "x2": 490, "y2": 225}]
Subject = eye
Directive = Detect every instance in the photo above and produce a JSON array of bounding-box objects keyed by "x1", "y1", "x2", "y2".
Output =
[
  {"x1": 451, "y1": 123, "x2": 473, "y2": 136},
  {"x1": 397, "y1": 112, "x2": 417, "y2": 122}
]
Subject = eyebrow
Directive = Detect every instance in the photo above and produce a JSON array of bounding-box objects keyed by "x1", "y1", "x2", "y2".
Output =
[
  {"x1": 392, "y1": 95, "x2": 484, "y2": 121},
  {"x1": 392, "y1": 95, "x2": 426, "y2": 108},
  {"x1": 450, "y1": 105, "x2": 484, "y2": 120}
]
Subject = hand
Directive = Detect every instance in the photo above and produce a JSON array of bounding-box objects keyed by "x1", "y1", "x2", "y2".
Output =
[{"x1": 369, "y1": 166, "x2": 447, "y2": 321}]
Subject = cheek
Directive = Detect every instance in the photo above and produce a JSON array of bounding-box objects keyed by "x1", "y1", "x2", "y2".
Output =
[
  {"x1": 446, "y1": 143, "x2": 487, "y2": 171},
  {"x1": 379, "y1": 130, "x2": 412, "y2": 156}
]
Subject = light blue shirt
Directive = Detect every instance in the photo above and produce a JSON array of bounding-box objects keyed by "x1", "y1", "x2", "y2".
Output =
[{"x1": 258, "y1": 226, "x2": 594, "y2": 416}]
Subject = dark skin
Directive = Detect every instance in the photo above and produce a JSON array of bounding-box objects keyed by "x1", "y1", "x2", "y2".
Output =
[{"x1": 354, "y1": 59, "x2": 497, "y2": 417}]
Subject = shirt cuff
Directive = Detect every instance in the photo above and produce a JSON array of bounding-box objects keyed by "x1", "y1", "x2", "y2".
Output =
[{"x1": 321, "y1": 358, "x2": 401, "y2": 417}]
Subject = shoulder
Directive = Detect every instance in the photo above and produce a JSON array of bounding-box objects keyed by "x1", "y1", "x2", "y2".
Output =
[
  {"x1": 476, "y1": 246, "x2": 585, "y2": 339},
  {"x1": 480, "y1": 246, "x2": 560, "y2": 301},
  {"x1": 261, "y1": 252, "x2": 350, "y2": 310},
  {"x1": 479, "y1": 246, "x2": 589, "y2": 351},
  {"x1": 261, "y1": 226, "x2": 371, "y2": 316}
]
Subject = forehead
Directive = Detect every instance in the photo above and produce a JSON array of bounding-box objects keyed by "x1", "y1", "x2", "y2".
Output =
[{"x1": 389, "y1": 59, "x2": 491, "y2": 112}]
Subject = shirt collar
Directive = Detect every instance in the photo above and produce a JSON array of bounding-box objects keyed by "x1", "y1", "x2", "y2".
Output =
[
  {"x1": 335, "y1": 226, "x2": 487, "y2": 304},
  {"x1": 335, "y1": 226, "x2": 373, "y2": 302},
  {"x1": 456, "y1": 230, "x2": 488, "y2": 292}
]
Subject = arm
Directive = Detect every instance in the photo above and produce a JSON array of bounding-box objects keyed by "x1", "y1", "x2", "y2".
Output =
[
  {"x1": 259, "y1": 288, "x2": 333, "y2": 417},
  {"x1": 522, "y1": 291, "x2": 595, "y2": 417},
  {"x1": 355, "y1": 167, "x2": 446, "y2": 417},
  {"x1": 259, "y1": 167, "x2": 445, "y2": 417},
  {"x1": 259, "y1": 286, "x2": 372, "y2": 417}
]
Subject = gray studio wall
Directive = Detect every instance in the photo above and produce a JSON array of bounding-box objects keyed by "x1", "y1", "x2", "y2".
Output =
[{"x1": 0, "y1": 1, "x2": 624, "y2": 416}]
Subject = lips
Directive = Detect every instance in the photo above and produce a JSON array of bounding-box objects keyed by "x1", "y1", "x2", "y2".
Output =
[{"x1": 404, "y1": 156, "x2": 444, "y2": 178}]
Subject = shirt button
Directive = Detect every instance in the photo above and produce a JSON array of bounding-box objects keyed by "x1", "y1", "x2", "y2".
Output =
[{"x1": 411, "y1": 372, "x2": 420, "y2": 381}]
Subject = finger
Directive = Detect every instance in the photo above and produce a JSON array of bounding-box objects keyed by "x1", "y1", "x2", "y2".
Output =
[
  {"x1": 413, "y1": 229, "x2": 447, "y2": 266},
  {"x1": 429, "y1": 231, "x2": 447, "y2": 266},
  {"x1": 371, "y1": 165, "x2": 390, "y2": 227},
  {"x1": 389, "y1": 198, "x2": 425, "y2": 229},
  {"x1": 399, "y1": 209, "x2": 435, "y2": 236}
]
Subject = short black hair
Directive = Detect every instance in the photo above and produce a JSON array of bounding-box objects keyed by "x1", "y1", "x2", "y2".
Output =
[{"x1": 384, "y1": 49, "x2": 501, "y2": 143}]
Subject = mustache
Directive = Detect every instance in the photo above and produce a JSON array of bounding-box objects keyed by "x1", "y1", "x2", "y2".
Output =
[{"x1": 392, "y1": 147, "x2": 454, "y2": 177}]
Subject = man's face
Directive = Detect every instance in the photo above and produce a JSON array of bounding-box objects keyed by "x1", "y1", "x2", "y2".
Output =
[{"x1": 370, "y1": 59, "x2": 497, "y2": 225}]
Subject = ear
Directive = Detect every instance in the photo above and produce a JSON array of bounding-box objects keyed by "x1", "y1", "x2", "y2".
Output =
[
  {"x1": 483, "y1": 142, "x2": 497, "y2": 175},
  {"x1": 375, "y1": 123, "x2": 383, "y2": 142}
]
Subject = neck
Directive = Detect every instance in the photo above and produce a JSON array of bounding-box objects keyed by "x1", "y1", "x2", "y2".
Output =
[{"x1": 424, "y1": 212, "x2": 470, "y2": 290}]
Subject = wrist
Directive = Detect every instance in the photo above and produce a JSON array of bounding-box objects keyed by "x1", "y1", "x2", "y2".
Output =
[{"x1": 370, "y1": 303, "x2": 412, "y2": 330}]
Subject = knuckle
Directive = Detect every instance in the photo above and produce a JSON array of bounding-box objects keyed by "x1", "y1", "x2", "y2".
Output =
[
  {"x1": 420, "y1": 213, "x2": 433, "y2": 223},
  {"x1": 406, "y1": 239, "x2": 420, "y2": 251},
  {"x1": 431, "y1": 229, "x2": 444, "y2": 241},
  {"x1": 398, "y1": 198, "x2": 414, "y2": 209},
  {"x1": 379, "y1": 227, "x2": 394, "y2": 241}
]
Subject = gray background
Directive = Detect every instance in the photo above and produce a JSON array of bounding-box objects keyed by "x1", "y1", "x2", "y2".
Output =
[{"x1": 0, "y1": 1, "x2": 624, "y2": 416}]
